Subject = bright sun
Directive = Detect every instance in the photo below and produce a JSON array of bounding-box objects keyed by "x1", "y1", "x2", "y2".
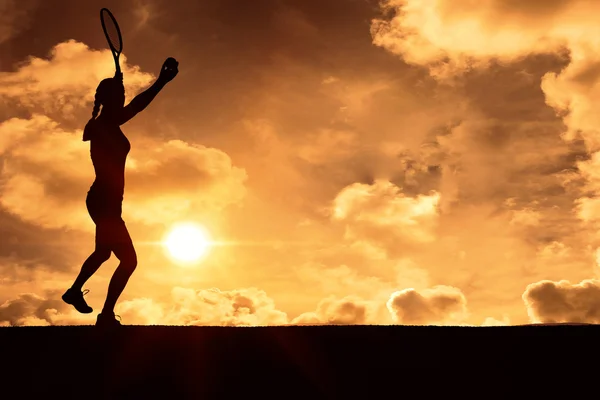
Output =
[{"x1": 164, "y1": 223, "x2": 211, "y2": 263}]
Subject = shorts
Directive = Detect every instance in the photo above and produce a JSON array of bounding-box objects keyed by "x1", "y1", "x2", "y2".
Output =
[{"x1": 86, "y1": 191, "x2": 132, "y2": 248}]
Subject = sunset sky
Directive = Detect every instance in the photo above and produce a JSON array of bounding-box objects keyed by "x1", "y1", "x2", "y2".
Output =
[{"x1": 2, "y1": 0, "x2": 600, "y2": 326}]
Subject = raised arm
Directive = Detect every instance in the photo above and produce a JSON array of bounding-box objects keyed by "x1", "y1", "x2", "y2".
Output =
[{"x1": 119, "y1": 57, "x2": 179, "y2": 125}]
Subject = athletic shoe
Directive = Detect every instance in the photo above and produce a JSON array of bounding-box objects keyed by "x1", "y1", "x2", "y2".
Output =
[
  {"x1": 62, "y1": 288, "x2": 93, "y2": 314},
  {"x1": 96, "y1": 312, "x2": 122, "y2": 328}
]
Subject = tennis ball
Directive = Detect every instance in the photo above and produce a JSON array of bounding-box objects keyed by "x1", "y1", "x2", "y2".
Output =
[{"x1": 165, "y1": 57, "x2": 177, "y2": 68}]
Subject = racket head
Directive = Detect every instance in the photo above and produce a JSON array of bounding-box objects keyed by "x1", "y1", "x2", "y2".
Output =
[{"x1": 100, "y1": 8, "x2": 123, "y2": 55}]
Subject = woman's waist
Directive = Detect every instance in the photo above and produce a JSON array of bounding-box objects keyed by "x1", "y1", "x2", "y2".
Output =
[{"x1": 88, "y1": 181, "x2": 124, "y2": 198}]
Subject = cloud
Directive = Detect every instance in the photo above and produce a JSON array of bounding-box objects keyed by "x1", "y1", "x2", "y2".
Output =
[
  {"x1": 541, "y1": 46, "x2": 600, "y2": 150},
  {"x1": 294, "y1": 263, "x2": 394, "y2": 300},
  {"x1": 292, "y1": 257, "x2": 433, "y2": 304},
  {"x1": 523, "y1": 279, "x2": 600, "y2": 324},
  {"x1": 0, "y1": 290, "x2": 91, "y2": 326},
  {"x1": 0, "y1": 116, "x2": 246, "y2": 230},
  {"x1": 5, "y1": 3, "x2": 600, "y2": 329},
  {"x1": 481, "y1": 315, "x2": 510, "y2": 326},
  {"x1": 0, "y1": 0, "x2": 38, "y2": 45},
  {"x1": 509, "y1": 208, "x2": 542, "y2": 227},
  {"x1": 537, "y1": 241, "x2": 570, "y2": 260},
  {"x1": 0, "y1": 39, "x2": 246, "y2": 231},
  {"x1": 540, "y1": 56, "x2": 600, "y2": 240},
  {"x1": 0, "y1": 40, "x2": 154, "y2": 118},
  {"x1": 1, "y1": 289, "x2": 381, "y2": 327},
  {"x1": 370, "y1": 0, "x2": 590, "y2": 78},
  {"x1": 369, "y1": 1, "x2": 600, "y2": 217},
  {"x1": 132, "y1": 0, "x2": 156, "y2": 30},
  {"x1": 368, "y1": 0, "x2": 600, "y2": 166},
  {"x1": 370, "y1": 2, "x2": 600, "y2": 281},
  {"x1": 290, "y1": 312, "x2": 321, "y2": 325},
  {"x1": 292, "y1": 295, "x2": 387, "y2": 325},
  {"x1": 291, "y1": 285, "x2": 470, "y2": 326},
  {"x1": 123, "y1": 139, "x2": 247, "y2": 225},
  {"x1": 573, "y1": 153, "x2": 600, "y2": 228},
  {"x1": 331, "y1": 180, "x2": 440, "y2": 255},
  {"x1": 387, "y1": 285, "x2": 468, "y2": 325},
  {"x1": 117, "y1": 287, "x2": 289, "y2": 326},
  {"x1": 0, "y1": 284, "x2": 509, "y2": 327},
  {"x1": 0, "y1": 116, "x2": 93, "y2": 230},
  {"x1": 115, "y1": 297, "x2": 164, "y2": 325},
  {"x1": 296, "y1": 129, "x2": 359, "y2": 165},
  {"x1": 0, "y1": 286, "x2": 288, "y2": 326}
]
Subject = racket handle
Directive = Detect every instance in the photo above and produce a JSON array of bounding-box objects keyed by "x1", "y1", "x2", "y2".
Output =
[{"x1": 115, "y1": 61, "x2": 122, "y2": 79}]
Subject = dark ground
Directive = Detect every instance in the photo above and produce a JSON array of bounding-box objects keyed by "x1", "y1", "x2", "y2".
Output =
[{"x1": 0, "y1": 324, "x2": 596, "y2": 398}]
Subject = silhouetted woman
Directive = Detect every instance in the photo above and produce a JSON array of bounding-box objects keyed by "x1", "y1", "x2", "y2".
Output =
[{"x1": 62, "y1": 58, "x2": 179, "y2": 328}]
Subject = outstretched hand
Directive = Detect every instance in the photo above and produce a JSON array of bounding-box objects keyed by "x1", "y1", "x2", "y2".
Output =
[{"x1": 159, "y1": 57, "x2": 179, "y2": 83}]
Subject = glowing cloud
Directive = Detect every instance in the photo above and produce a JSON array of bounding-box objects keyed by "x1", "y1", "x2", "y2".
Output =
[
  {"x1": 332, "y1": 180, "x2": 440, "y2": 254},
  {"x1": 0, "y1": 40, "x2": 154, "y2": 117}
]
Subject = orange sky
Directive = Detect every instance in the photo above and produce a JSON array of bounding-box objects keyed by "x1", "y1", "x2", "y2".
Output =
[{"x1": 2, "y1": 0, "x2": 600, "y2": 326}]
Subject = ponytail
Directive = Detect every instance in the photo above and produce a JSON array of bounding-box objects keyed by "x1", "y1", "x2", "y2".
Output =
[
  {"x1": 82, "y1": 77, "x2": 117, "y2": 141},
  {"x1": 83, "y1": 96, "x2": 102, "y2": 142},
  {"x1": 92, "y1": 98, "x2": 101, "y2": 119}
]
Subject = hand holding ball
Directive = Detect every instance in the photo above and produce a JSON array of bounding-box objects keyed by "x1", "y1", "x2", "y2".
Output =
[{"x1": 159, "y1": 57, "x2": 179, "y2": 83}]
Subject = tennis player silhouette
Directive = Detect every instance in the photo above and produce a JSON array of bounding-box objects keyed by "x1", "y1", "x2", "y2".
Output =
[{"x1": 62, "y1": 58, "x2": 179, "y2": 328}]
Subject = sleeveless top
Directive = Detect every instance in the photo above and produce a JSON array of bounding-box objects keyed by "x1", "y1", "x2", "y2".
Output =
[{"x1": 85, "y1": 118, "x2": 131, "y2": 200}]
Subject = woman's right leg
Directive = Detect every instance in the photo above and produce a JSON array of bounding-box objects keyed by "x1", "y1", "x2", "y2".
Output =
[{"x1": 100, "y1": 219, "x2": 137, "y2": 316}]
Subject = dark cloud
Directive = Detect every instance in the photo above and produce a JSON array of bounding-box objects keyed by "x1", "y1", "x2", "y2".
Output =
[
  {"x1": 0, "y1": 211, "x2": 79, "y2": 271},
  {"x1": 292, "y1": 295, "x2": 385, "y2": 325},
  {"x1": 523, "y1": 279, "x2": 600, "y2": 324},
  {"x1": 0, "y1": 290, "x2": 66, "y2": 326},
  {"x1": 387, "y1": 286, "x2": 468, "y2": 325},
  {"x1": 0, "y1": 0, "x2": 39, "y2": 47}
]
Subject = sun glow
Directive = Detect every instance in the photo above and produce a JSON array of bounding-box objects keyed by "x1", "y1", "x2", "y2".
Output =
[{"x1": 164, "y1": 223, "x2": 211, "y2": 264}]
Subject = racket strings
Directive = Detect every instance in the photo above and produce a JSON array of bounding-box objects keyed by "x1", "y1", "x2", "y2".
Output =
[{"x1": 101, "y1": 11, "x2": 122, "y2": 52}]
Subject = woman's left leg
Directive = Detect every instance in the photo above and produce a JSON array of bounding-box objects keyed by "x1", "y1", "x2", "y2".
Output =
[
  {"x1": 63, "y1": 245, "x2": 112, "y2": 314},
  {"x1": 71, "y1": 245, "x2": 112, "y2": 292},
  {"x1": 99, "y1": 218, "x2": 137, "y2": 318}
]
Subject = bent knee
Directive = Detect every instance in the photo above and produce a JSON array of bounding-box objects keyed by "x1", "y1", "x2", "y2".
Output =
[
  {"x1": 123, "y1": 260, "x2": 137, "y2": 274},
  {"x1": 128, "y1": 256, "x2": 138, "y2": 271},
  {"x1": 117, "y1": 252, "x2": 137, "y2": 271},
  {"x1": 94, "y1": 249, "x2": 112, "y2": 262}
]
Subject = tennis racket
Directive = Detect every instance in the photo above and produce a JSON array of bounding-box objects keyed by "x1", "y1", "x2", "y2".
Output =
[{"x1": 100, "y1": 8, "x2": 123, "y2": 77}]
